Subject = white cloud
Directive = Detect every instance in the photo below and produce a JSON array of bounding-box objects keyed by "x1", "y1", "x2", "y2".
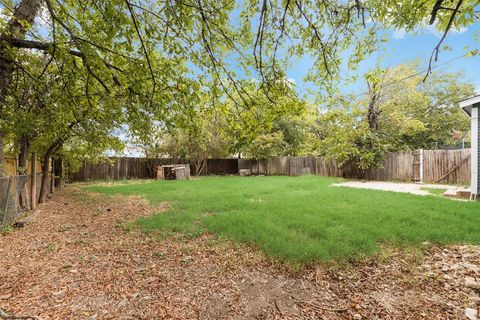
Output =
[
  {"x1": 422, "y1": 21, "x2": 467, "y2": 38},
  {"x1": 391, "y1": 22, "x2": 468, "y2": 40},
  {"x1": 392, "y1": 29, "x2": 407, "y2": 39},
  {"x1": 423, "y1": 23, "x2": 441, "y2": 38},
  {"x1": 453, "y1": 26, "x2": 468, "y2": 34}
]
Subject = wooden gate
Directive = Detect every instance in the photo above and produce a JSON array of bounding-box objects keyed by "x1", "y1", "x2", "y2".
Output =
[
  {"x1": 412, "y1": 150, "x2": 422, "y2": 182},
  {"x1": 435, "y1": 153, "x2": 471, "y2": 184}
]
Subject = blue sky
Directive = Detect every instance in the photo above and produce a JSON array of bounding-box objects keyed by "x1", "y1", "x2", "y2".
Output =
[{"x1": 286, "y1": 23, "x2": 480, "y2": 98}]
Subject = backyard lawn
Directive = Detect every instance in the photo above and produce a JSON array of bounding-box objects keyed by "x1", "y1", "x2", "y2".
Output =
[{"x1": 87, "y1": 176, "x2": 480, "y2": 263}]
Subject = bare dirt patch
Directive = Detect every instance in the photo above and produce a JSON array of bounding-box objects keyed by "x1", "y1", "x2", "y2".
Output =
[
  {"x1": 333, "y1": 180, "x2": 468, "y2": 196},
  {"x1": 0, "y1": 186, "x2": 479, "y2": 319}
]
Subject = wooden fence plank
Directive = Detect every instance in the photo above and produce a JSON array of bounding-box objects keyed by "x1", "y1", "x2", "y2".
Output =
[{"x1": 69, "y1": 149, "x2": 472, "y2": 185}]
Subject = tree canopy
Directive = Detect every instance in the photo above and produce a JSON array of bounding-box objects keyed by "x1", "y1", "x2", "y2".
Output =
[{"x1": 0, "y1": 0, "x2": 478, "y2": 186}]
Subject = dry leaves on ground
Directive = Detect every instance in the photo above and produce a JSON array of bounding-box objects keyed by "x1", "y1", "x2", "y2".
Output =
[{"x1": 0, "y1": 186, "x2": 479, "y2": 319}]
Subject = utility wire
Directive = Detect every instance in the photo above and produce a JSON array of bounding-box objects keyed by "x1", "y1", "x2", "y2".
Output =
[{"x1": 356, "y1": 51, "x2": 476, "y2": 98}]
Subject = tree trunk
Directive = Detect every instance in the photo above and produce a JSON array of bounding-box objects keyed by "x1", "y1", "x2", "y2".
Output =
[
  {"x1": 0, "y1": 0, "x2": 43, "y2": 174},
  {"x1": 367, "y1": 102, "x2": 379, "y2": 132},
  {"x1": 38, "y1": 154, "x2": 51, "y2": 204},
  {"x1": 0, "y1": 135, "x2": 5, "y2": 176},
  {"x1": 366, "y1": 80, "x2": 381, "y2": 132},
  {"x1": 38, "y1": 143, "x2": 58, "y2": 204},
  {"x1": 30, "y1": 152, "x2": 37, "y2": 209},
  {"x1": 50, "y1": 156, "x2": 55, "y2": 194},
  {"x1": 195, "y1": 158, "x2": 207, "y2": 176},
  {"x1": 54, "y1": 157, "x2": 63, "y2": 189},
  {"x1": 367, "y1": 95, "x2": 379, "y2": 132},
  {"x1": 17, "y1": 135, "x2": 30, "y2": 209},
  {"x1": 17, "y1": 135, "x2": 30, "y2": 173}
]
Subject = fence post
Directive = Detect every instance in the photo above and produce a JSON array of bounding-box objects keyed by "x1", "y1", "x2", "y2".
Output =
[
  {"x1": 3, "y1": 176, "x2": 12, "y2": 222},
  {"x1": 31, "y1": 153, "x2": 37, "y2": 210},
  {"x1": 419, "y1": 149, "x2": 424, "y2": 183}
]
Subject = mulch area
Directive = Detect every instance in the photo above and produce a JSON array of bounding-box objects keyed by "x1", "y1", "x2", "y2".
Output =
[{"x1": 0, "y1": 186, "x2": 479, "y2": 319}]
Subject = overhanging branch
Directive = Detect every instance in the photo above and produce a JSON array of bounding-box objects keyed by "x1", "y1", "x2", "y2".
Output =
[
  {"x1": 0, "y1": 36, "x2": 83, "y2": 57},
  {"x1": 424, "y1": 0, "x2": 463, "y2": 80}
]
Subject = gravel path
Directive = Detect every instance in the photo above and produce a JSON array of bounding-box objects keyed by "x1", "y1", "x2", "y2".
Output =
[
  {"x1": 0, "y1": 186, "x2": 478, "y2": 319},
  {"x1": 333, "y1": 180, "x2": 469, "y2": 196}
]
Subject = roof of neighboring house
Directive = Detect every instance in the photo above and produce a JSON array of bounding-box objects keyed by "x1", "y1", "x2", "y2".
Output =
[{"x1": 460, "y1": 94, "x2": 480, "y2": 117}]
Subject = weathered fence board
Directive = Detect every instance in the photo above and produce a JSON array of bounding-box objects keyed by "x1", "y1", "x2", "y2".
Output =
[
  {"x1": 70, "y1": 158, "x2": 237, "y2": 181},
  {"x1": 205, "y1": 158, "x2": 238, "y2": 175},
  {"x1": 423, "y1": 149, "x2": 471, "y2": 185},
  {"x1": 3, "y1": 156, "x2": 44, "y2": 176},
  {"x1": 71, "y1": 158, "x2": 152, "y2": 181},
  {"x1": 70, "y1": 149, "x2": 472, "y2": 185},
  {"x1": 0, "y1": 173, "x2": 52, "y2": 225}
]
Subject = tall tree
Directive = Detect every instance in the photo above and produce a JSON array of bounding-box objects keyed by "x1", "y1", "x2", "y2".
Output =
[
  {"x1": 0, "y1": 0, "x2": 43, "y2": 174},
  {"x1": 372, "y1": 63, "x2": 475, "y2": 149},
  {"x1": 313, "y1": 63, "x2": 476, "y2": 174}
]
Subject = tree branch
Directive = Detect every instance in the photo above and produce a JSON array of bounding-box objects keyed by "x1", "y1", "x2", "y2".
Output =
[
  {"x1": 429, "y1": 0, "x2": 445, "y2": 25},
  {"x1": 43, "y1": 0, "x2": 110, "y2": 92},
  {"x1": 125, "y1": 0, "x2": 156, "y2": 104},
  {"x1": 1, "y1": 37, "x2": 83, "y2": 57},
  {"x1": 425, "y1": 0, "x2": 463, "y2": 80}
]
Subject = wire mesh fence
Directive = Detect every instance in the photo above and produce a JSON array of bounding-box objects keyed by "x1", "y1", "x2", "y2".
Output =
[{"x1": 0, "y1": 175, "x2": 31, "y2": 225}]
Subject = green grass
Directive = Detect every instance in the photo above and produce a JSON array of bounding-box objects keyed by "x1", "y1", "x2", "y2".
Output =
[
  {"x1": 420, "y1": 187, "x2": 448, "y2": 196},
  {"x1": 86, "y1": 176, "x2": 480, "y2": 263}
]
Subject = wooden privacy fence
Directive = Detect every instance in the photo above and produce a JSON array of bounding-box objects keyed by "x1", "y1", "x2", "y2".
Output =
[
  {"x1": 3, "y1": 155, "x2": 43, "y2": 176},
  {"x1": 239, "y1": 149, "x2": 471, "y2": 184},
  {"x1": 238, "y1": 154, "x2": 414, "y2": 179},
  {"x1": 69, "y1": 158, "x2": 239, "y2": 181},
  {"x1": 0, "y1": 173, "x2": 54, "y2": 225},
  {"x1": 423, "y1": 149, "x2": 471, "y2": 184},
  {"x1": 69, "y1": 149, "x2": 472, "y2": 185},
  {"x1": 70, "y1": 157, "x2": 152, "y2": 181}
]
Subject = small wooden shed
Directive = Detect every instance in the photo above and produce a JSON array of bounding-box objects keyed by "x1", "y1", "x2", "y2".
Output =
[
  {"x1": 460, "y1": 95, "x2": 480, "y2": 200},
  {"x1": 156, "y1": 164, "x2": 191, "y2": 180}
]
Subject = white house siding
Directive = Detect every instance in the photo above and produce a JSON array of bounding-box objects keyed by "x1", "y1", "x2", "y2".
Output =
[{"x1": 472, "y1": 106, "x2": 479, "y2": 195}]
